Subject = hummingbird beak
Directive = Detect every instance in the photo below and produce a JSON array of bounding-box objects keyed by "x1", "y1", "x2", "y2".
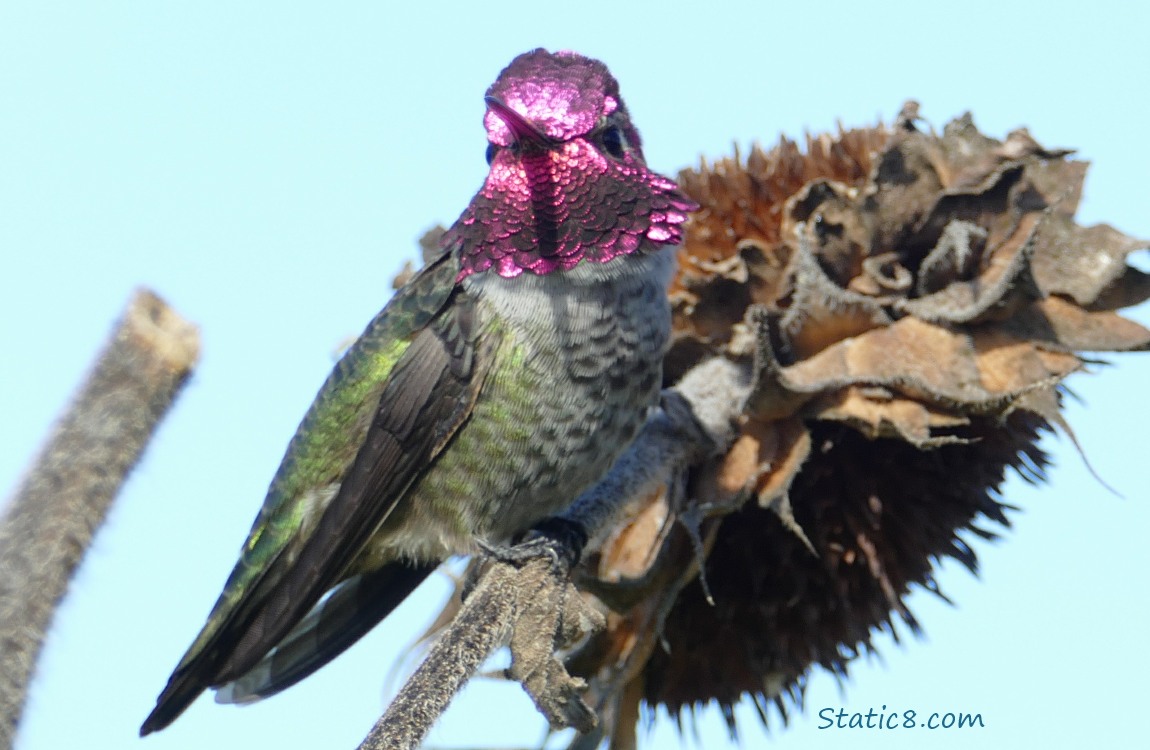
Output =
[{"x1": 484, "y1": 96, "x2": 550, "y2": 148}]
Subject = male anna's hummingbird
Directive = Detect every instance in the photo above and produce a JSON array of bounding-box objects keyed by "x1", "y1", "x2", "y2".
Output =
[{"x1": 141, "y1": 48, "x2": 695, "y2": 735}]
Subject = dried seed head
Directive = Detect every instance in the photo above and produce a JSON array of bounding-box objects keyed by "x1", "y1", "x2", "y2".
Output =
[{"x1": 571, "y1": 104, "x2": 1149, "y2": 740}]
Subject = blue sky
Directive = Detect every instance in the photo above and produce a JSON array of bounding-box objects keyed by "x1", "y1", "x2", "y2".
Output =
[{"x1": 2, "y1": 2, "x2": 1147, "y2": 749}]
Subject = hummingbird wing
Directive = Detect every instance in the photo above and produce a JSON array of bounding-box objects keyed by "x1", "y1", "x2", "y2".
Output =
[{"x1": 142, "y1": 247, "x2": 491, "y2": 734}]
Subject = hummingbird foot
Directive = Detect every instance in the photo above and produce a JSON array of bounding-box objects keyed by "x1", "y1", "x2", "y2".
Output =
[{"x1": 478, "y1": 516, "x2": 589, "y2": 572}]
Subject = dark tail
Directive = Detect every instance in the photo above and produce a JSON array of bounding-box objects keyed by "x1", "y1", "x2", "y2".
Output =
[
  {"x1": 210, "y1": 562, "x2": 435, "y2": 704},
  {"x1": 140, "y1": 561, "x2": 435, "y2": 735}
]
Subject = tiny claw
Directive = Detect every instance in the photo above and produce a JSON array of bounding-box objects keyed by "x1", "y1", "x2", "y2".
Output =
[{"x1": 677, "y1": 504, "x2": 716, "y2": 606}]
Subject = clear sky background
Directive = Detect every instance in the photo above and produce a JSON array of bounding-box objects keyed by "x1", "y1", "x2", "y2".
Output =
[{"x1": 2, "y1": 2, "x2": 1147, "y2": 749}]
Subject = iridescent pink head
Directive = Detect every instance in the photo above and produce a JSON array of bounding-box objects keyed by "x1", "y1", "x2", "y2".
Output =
[{"x1": 444, "y1": 49, "x2": 697, "y2": 279}]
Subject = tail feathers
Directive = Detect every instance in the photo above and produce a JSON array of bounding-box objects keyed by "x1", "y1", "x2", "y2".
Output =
[
  {"x1": 214, "y1": 561, "x2": 437, "y2": 705},
  {"x1": 141, "y1": 564, "x2": 295, "y2": 736},
  {"x1": 140, "y1": 600, "x2": 276, "y2": 736},
  {"x1": 140, "y1": 666, "x2": 210, "y2": 736}
]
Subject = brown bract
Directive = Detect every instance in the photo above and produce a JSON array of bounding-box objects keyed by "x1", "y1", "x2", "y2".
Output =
[{"x1": 569, "y1": 105, "x2": 1150, "y2": 741}]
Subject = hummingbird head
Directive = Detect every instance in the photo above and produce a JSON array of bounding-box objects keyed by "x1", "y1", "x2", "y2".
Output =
[{"x1": 446, "y1": 49, "x2": 698, "y2": 280}]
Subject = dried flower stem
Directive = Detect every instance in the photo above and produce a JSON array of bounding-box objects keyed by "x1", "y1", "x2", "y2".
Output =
[
  {"x1": 357, "y1": 559, "x2": 517, "y2": 750},
  {"x1": 0, "y1": 289, "x2": 199, "y2": 748}
]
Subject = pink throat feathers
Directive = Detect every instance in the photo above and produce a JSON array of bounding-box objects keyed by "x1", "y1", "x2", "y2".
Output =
[{"x1": 443, "y1": 49, "x2": 697, "y2": 280}]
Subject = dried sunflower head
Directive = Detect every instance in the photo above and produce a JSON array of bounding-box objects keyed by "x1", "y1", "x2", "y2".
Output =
[{"x1": 567, "y1": 104, "x2": 1150, "y2": 745}]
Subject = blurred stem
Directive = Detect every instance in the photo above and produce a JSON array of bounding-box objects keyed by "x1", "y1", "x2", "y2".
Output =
[{"x1": 0, "y1": 289, "x2": 199, "y2": 749}]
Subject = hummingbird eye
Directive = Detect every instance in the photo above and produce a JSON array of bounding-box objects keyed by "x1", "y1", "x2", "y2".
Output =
[
  {"x1": 485, "y1": 143, "x2": 498, "y2": 165},
  {"x1": 600, "y1": 125, "x2": 627, "y2": 159}
]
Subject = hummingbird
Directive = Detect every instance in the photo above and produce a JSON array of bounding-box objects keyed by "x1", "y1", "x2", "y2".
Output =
[{"x1": 140, "y1": 48, "x2": 695, "y2": 735}]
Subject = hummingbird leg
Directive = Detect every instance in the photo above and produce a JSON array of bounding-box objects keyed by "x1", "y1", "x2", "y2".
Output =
[
  {"x1": 463, "y1": 517, "x2": 588, "y2": 604},
  {"x1": 478, "y1": 516, "x2": 589, "y2": 572}
]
